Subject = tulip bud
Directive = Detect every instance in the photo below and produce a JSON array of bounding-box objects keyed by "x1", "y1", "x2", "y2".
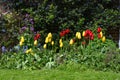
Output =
[
  {"x1": 21, "y1": 36, "x2": 24, "y2": 42},
  {"x1": 48, "y1": 32, "x2": 52, "y2": 38},
  {"x1": 25, "y1": 50, "x2": 29, "y2": 54},
  {"x1": 60, "y1": 42, "x2": 63, "y2": 48},
  {"x1": 77, "y1": 32, "x2": 81, "y2": 39},
  {"x1": 76, "y1": 32, "x2": 79, "y2": 38},
  {"x1": 43, "y1": 44, "x2": 47, "y2": 49},
  {"x1": 82, "y1": 31, "x2": 85, "y2": 37},
  {"x1": 69, "y1": 39, "x2": 74, "y2": 45},
  {"x1": 51, "y1": 41, "x2": 54, "y2": 46},
  {"x1": 45, "y1": 37, "x2": 49, "y2": 43},
  {"x1": 100, "y1": 32, "x2": 103, "y2": 38},
  {"x1": 19, "y1": 41, "x2": 23, "y2": 46},
  {"x1": 48, "y1": 38, "x2": 52, "y2": 42},
  {"x1": 34, "y1": 40, "x2": 37, "y2": 46},
  {"x1": 102, "y1": 36, "x2": 106, "y2": 42},
  {"x1": 59, "y1": 39, "x2": 62, "y2": 44}
]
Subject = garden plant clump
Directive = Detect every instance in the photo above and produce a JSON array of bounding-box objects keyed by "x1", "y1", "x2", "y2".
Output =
[{"x1": 0, "y1": 0, "x2": 120, "y2": 72}]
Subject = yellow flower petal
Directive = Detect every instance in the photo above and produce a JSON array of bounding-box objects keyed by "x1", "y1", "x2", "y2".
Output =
[
  {"x1": 76, "y1": 32, "x2": 81, "y2": 39},
  {"x1": 82, "y1": 31, "x2": 85, "y2": 37},
  {"x1": 77, "y1": 32, "x2": 81, "y2": 39},
  {"x1": 21, "y1": 36, "x2": 24, "y2": 42},
  {"x1": 60, "y1": 42, "x2": 63, "y2": 48},
  {"x1": 51, "y1": 41, "x2": 54, "y2": 46},
  {"x1": 25, "y1": 50, "x2": 29, "y2": 54},
  {"x1": 43, "y1": 44, "x2": 47, "y2": 49},
  {"x1": 19, "y1": 41, "x2": 23, "y2": 46},
  {"x1": 34, "y1": 40, "x2": 38, "y2": 46},
  {"x1": 59, "y1": 39, "x2": 62, "y2": 44},
  {"x1": 69, "y1": 39, "x2": 74, "y2": 45},
  {"x1": 48, "y1": 37, "x2": 52, "y2": 42},
  {"x1": 100, "y1": 31, "x2": 103, "y2": 38},
  {"x1": 48, "y1": 32, "x2": 52, "y2": 38},
  {"x1": 45, "y1": 37, "x2": 49, "y2": 43},
  {"x1": 102, "y1": 36, "x2": 106, "y2": 42},
  {"x1": 76, "y1": 32, "x2": 79, "y2": 38}
]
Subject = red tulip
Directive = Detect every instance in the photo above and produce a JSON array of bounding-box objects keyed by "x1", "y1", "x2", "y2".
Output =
[
  {"x1": 60, "y1": 32, "x2": 65, "y2": 37},
  {"x1": 36, "y1": 34, "x2": 40, "y2": 38},
  {"x1": 84, "y1": 29, "x2": 94, "y2": 40},
  {"x1": 65, "y1": 29, "x2": 70, "y2": 34},
  {"x1": 60, "y1": 29, "x2": 70, "y2": 37},
  {"x1": 90, "y1": 35, "x2": 94, "y2": 40},
  {"x1": 97, "y1": 27, "x2": 102, "y2": 33},
  {"x1": 98, "y1": 33, "x2": 102, "y2": 39},
  {"x1": 34, "y1": 33, "x2": 40, "y2": 40}
]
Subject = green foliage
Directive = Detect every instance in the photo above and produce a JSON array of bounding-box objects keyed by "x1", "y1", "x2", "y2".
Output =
[{"x1": 0, "y1": 11, "x2": 21, "y2": 50}]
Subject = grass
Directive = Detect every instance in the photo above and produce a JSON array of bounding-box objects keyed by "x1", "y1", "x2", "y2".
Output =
[{"x1": 0, "y1": 67, "x2": 120, "y2": 80}]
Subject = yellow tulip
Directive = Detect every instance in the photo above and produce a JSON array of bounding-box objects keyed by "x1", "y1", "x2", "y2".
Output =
[
  {"x1": 77, "y1": 32, "x2": 81, "y2": 39},
  {"x1": 82, "y1": 31, "x2": 85, "y2": 37},
  {"x1": 21, "y1": 36, "x2": 24, "y2": 42},
  {"x1": 29, "y1": 48, "x2": 32, "y2": 52},
  {"x1": 69, "y1": 39, "x2": 74, "y2": 45},
  {"x1": 25, "y1": 48, "x2": 32, "y2": 54},
  {"x1": 48, "y1": 32, "x2": 52, "y2": 38},
  {"x1": 25, "y1": 50, "x2": 29, "y2": 54},
  {"x1": 60, "y1": 42, "x2": 63, "y2": 48},
  {"x1": 45, "y1": 37, "x2": 49, "y2": 43},
  {"x1": 51, "y1": 41, "x2": 54, "y2": 45},
  {"x1": 43, "y1": 44, "x2": 47, "y2": 49},
  {"x1": 59, "y1": 39, "x2": 62, "y2": 44},
  {"x1": 19, "y1": 41, "x2": 23, "y2": 46},
  {"x1": 102, "y1": 36, "x2": 106, "y2": 42},
  {"x1": 34, "y1": 40, "x2": 38, "y2": 46},
  {"x1": 76, "y1": 32, "x2": 81, "y2": 39},
  {"x1": 100, "y1": 31, "x2": 103, "y2": 38},
  {"x1": 48, "y1": 37, "x2": 52, "y2": 42},
  {"x1": 76, "y1": 32, "x2": 79, "y2": 38}
]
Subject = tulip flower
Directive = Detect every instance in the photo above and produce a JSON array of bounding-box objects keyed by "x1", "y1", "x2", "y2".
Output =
[
  {"x1": 82, "y1": 31, "x2": 85, "y2": 37},
  {"x1": 76, "y1": 32, "x2": 79, "y2": 38},
  {"x1": 19, "y1": 41, "x2": 23, "y2": 46},
  {"x1": 102, "y1": 36, "x2": 106, "y2": 42},
  {"x1": 43, "y1": 44, "x2": 47, "y2": 49},
  {"x1": 65, "y1": 29, "x2": 70, "y2": 34},
  {"x1": 60, "y1": 29, "x2": 70, "y2": 37},
  {"x1": 34, "y1": 33, "x2": 40, "y2": 40},
  {"x1": 25, "y1": 48, "x2": 32, "y2": 54},
  {"x1": 21, "y1": 36, "x2": 24, "y2": 42},
  {"x1": 60, "y1": 42, "x2": 63, "y2": 48},
  {"x1": 59, "y1": 39, "x2": 62, "y2": 44},
  {"x1": 77, "y1": 33, "x2": 81, "y2": 39},
  {"x1": 51, "y1": 41, "x2": 54, "y2": 45},
  {"x1": 48, "y1": 37, "x2": 52, "y2": 42},
  {"x1": 76, "y1": 32, "x2": 81, "y2": 39},
  {"x1": 45, "y1": 37, "x2": 49, "y2": 43},
  {"x1": 98, "y1": 34, "x2": 102, "y2": 39},
  {"x1": 100, "y1": 32, "x2": 103, "y2": 38},
  {"x1": 34, "y1": 40, "x2": 37, "y2": 46},
  {"x1": 97, "y1": 27, "x2": 102, "y2": 33},
  {"x1": 48, "y1": 32, "x2": 52, "y2": 38},
  {"x1": 69, "y1": 39, "x2": 74, "y2": 45}
]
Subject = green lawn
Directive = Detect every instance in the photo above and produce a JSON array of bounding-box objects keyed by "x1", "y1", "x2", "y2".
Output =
[{"x1": 0, "y1": 69, "x2": 120, "y2": 80}]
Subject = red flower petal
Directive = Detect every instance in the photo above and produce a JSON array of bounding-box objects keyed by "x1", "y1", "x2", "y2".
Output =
[
  {"x1": 65, "y1": 29, "x2": 70, "y2": 34},
  {"x1": 97, "y1": 27, "x2": 102, "y2": 33},
  {"x1": 98, "y1": 33, "x2": 102, "y2": 39}
]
